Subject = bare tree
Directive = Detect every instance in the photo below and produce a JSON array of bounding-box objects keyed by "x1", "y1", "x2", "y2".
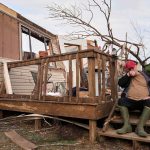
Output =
[{"x1": 47, "y1": 0, "x2": 149, "y2": 66}]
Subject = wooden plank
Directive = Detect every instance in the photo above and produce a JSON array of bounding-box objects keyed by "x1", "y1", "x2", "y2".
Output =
[
  {"x1": 5, "y1": 130, "x2": 37, "y2": 150},
  {"x1": 109, "y1": 57, "x2": 115, "y2": 100},
  {"x1": 111, "y1": 115, "x2": 150, "y2": 126},
  {"x1": 89, "y1": 120, "x2": 97, "y2": 143},
  {"x1": 7, "y1": 49, "x2": 96, "y2": 68},
  {"x1": 39, "y1": 60, "x2": 45, "y2": 100},
  {"x1": 114, "y1": 58, "x2": 118, "y2": 100},
  {"x1": 43, "y1": 58, "x2": 49, "y2": 100},
  {"x1": 88, "y1": 57, "x2": 96, "y2": 143},
  {"x1": 35, "y1": 119, "x2": 41, "y2": 131},
  {"x1": 88, "y1": 58, "x2": 95, "y2": 97},
  {"x1": 0, "y1": 99, "x2": 99, "y2": 119},
  {"x1": 0, "y1": 94, "x2": 31, "y2": 99},
  {"x1": 0, "y1": 94, "x2": 98, "y2": 103},
  {"x1": 97, "y1": 54, "x2": 101, "y2": 102},
  {"x1": 69, "y1": 55, "x2": 72, "y2": 100},
  {"x1": 78, "y1": 45, "x2": 83, "y2": 87},
  {"x1": 76, "y1": 54, "x2": 80, "y2": 102},
  {"x1": 132, "y1": 140, "x2": 141, "y2": 150},
  {"x1": 98, "y1": 128, "x2": 150, "y2": 143},
  {"x1": 101, "y1": 55, "x2": 106, "y2": 101}
]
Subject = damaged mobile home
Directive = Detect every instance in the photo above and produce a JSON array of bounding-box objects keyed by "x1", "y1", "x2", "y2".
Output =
[{"x1": 0, "y1": 3, "x2": 119, "y2": 143}]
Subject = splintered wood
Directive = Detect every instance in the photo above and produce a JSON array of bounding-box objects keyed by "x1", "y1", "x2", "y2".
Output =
[{"x1": 5, "y1": 130, "x2": 37, "y2": 150}]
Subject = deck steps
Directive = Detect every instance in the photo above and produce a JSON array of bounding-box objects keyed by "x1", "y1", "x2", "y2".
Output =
[
  {"x1": 101, "y1": 106, "x2": 150, "y2": 149},
  {"x1": 98, "y1": 128, "x2": 150, "y2": 143},
  {"x1": 111, "y1": 115, "x2": 150, "y2": 126}
]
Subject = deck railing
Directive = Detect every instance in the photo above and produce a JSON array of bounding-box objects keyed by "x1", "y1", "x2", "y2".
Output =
[{"x1": 4, "y1": 49, "x2": 118, "y2": 104}]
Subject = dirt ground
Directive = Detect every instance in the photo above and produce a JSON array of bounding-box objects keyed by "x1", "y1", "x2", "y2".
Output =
[{"x1": 0, "y1": 116, "x2": 149, "y2": 150}]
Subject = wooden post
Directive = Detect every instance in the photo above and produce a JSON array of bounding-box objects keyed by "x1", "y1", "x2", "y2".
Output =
[
  {"x1": 114, "y1": 58, "x2": 118, "y2": 100},
  {"x1": 35, "y1": 119, "x2": 42, "y2": 131},
  {"x1": 97, "y1": 54, "x2": 101, "y2": 102},
  {"x1": 43, "y1": 59, "x2": 49, "y2": 101},
  {"x1": 34, "y1": 64, "x2": 41, "y2": 99},
  {"x1": 132, "y1": 140, "x2": 141, "y2": 150},
  {"x1": 88, "y1": 57, "x2": 96, "y2": 143},
  {"x1": 69, "y1": 55, "x2": 72, "y2": 101},
  {"x1": 76, "y1": 54, "x2": 80, "y2": 102},
  {"x1": 88, "y1": 58, "x2": 95, "y2": 97},
  {"x1": 89, "y1": 120, "x2": 97, "y2": 143},
  {"x1": 39, "y1": 60, "x2": 45, "y2": 100},
  {"x1": 101, "y1": 55, "x2": 106, "y2": 101},
  {"x1": 78, "y1": 45, "x2": 83, "y2": 87},
  {"x1": 28, "y1": 30, "x2": 32, "y2": 59},
  {"x1": 109, "y1": 58, "x2": 115, "y2": 101},
  {"x1": 111, "y1": 57, "x2": 118, "y2": 100}
]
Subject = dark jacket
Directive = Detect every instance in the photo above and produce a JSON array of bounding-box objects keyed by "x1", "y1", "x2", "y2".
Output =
[{"x1": 118, "y1": 71, "x2": 150, "y2": 98}]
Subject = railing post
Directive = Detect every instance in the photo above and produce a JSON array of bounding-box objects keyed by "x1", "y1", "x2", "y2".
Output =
[
  {"x1": 88, "y1": 57, "x2": 96, "y2": 143},
  {"x1": 69, "y1": 55, "x2": 72, "y2": 101},
  {"x1": 76, "y1": 53, "x2": 80, "y2": 102},
  {"x1": 43, "y1": 58, "x2": 49, "y2": 100},
  {"x1": 88, "y1": 58, "x2": 95, "y2": 97},
  {"x1": 101, "y1": 55, "x2": 106, "y2": 101},
  {"x1": 33, "y1": 64, "x2": 41, "y2": 100},
  {"x1": 111, "y1": 57, "x2": 118, "y2": 101},
  {"x1": 97, "y1": 54, "x2": 102, "y2": 102},
  {"x1": 39, "y1": 59, "x2": 45, "y2": 100}
]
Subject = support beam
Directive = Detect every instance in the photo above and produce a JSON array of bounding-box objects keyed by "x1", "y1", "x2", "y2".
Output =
[
  {"x1": 28, "y1": 30, "x2": 33, "y2": 59},
  {"x1": 35, "y1": 119, "x2": 42, "y2": 131},
  {"x1": 89, "y1": 120, "x2": 97, "y2": 143},
  {"x1": 88, "y1": 57, "x2": 97, "y2": 143},
  {"x1": 132, "y1": 140, "x2": 141, "y2": 150}
]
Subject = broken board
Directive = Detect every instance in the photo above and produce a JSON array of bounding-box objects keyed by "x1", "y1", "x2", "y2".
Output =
[{"x1": 5, "y1": 130, "x2": 37, "y2": 150}]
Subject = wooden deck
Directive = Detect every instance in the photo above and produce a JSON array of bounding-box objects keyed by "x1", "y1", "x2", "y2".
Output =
[{"x1": 0, "y1": 49, "x2": 118, "y2": 143}]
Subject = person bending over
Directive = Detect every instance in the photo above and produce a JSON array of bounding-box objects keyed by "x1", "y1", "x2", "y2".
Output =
[{"x1": 116, "y1": 60, "x2": 150, "y2": 137}]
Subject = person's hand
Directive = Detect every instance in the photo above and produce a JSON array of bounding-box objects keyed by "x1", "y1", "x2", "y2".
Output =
[{"x1": 127, "y1": 70, "x2": 136, "y2": 76}]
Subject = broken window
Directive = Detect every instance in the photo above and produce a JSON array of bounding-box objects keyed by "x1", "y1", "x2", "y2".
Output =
[{"x1": 21, "y1": 26, "x2": 51, "y2": 60}]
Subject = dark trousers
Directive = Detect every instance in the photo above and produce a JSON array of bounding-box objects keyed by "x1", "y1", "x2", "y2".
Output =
[{"x1": 118, "y1": 97, "x2": 150, "y2": 110}]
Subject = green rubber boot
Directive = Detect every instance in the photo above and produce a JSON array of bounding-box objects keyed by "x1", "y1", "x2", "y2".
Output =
[
  {"x1": 116, "y1": 106, "x2": 132, "y2": 134},
  {"x1": 136, "y1": 106, "x2": 150, "y2": 137}
]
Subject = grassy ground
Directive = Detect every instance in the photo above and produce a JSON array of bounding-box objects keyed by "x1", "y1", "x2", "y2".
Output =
[{"x1": 0, "y1": 118, "x2": 149, "y2": 150}]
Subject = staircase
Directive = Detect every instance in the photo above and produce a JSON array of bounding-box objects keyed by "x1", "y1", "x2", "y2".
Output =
[{"x1": 98, "y1": 108, "x2": 150, "y2": 149}]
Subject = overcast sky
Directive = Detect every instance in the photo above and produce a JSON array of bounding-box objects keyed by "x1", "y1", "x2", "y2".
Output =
[{"x1": 1, "y1": 0, "x2": 150, "y2": 51}]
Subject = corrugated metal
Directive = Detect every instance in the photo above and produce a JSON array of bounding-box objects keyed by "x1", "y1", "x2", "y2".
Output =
[{"x1": 0, "y1": 13, "x2": 19, "y2": 60}]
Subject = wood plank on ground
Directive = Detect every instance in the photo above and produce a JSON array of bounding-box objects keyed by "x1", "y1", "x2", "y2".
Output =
[
  {"x1": 4, "y1": 130, "x2": 37, "y2": 150},
  {"x1": 98, "y1": 128, "x2": 150, "y2": 143}
]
